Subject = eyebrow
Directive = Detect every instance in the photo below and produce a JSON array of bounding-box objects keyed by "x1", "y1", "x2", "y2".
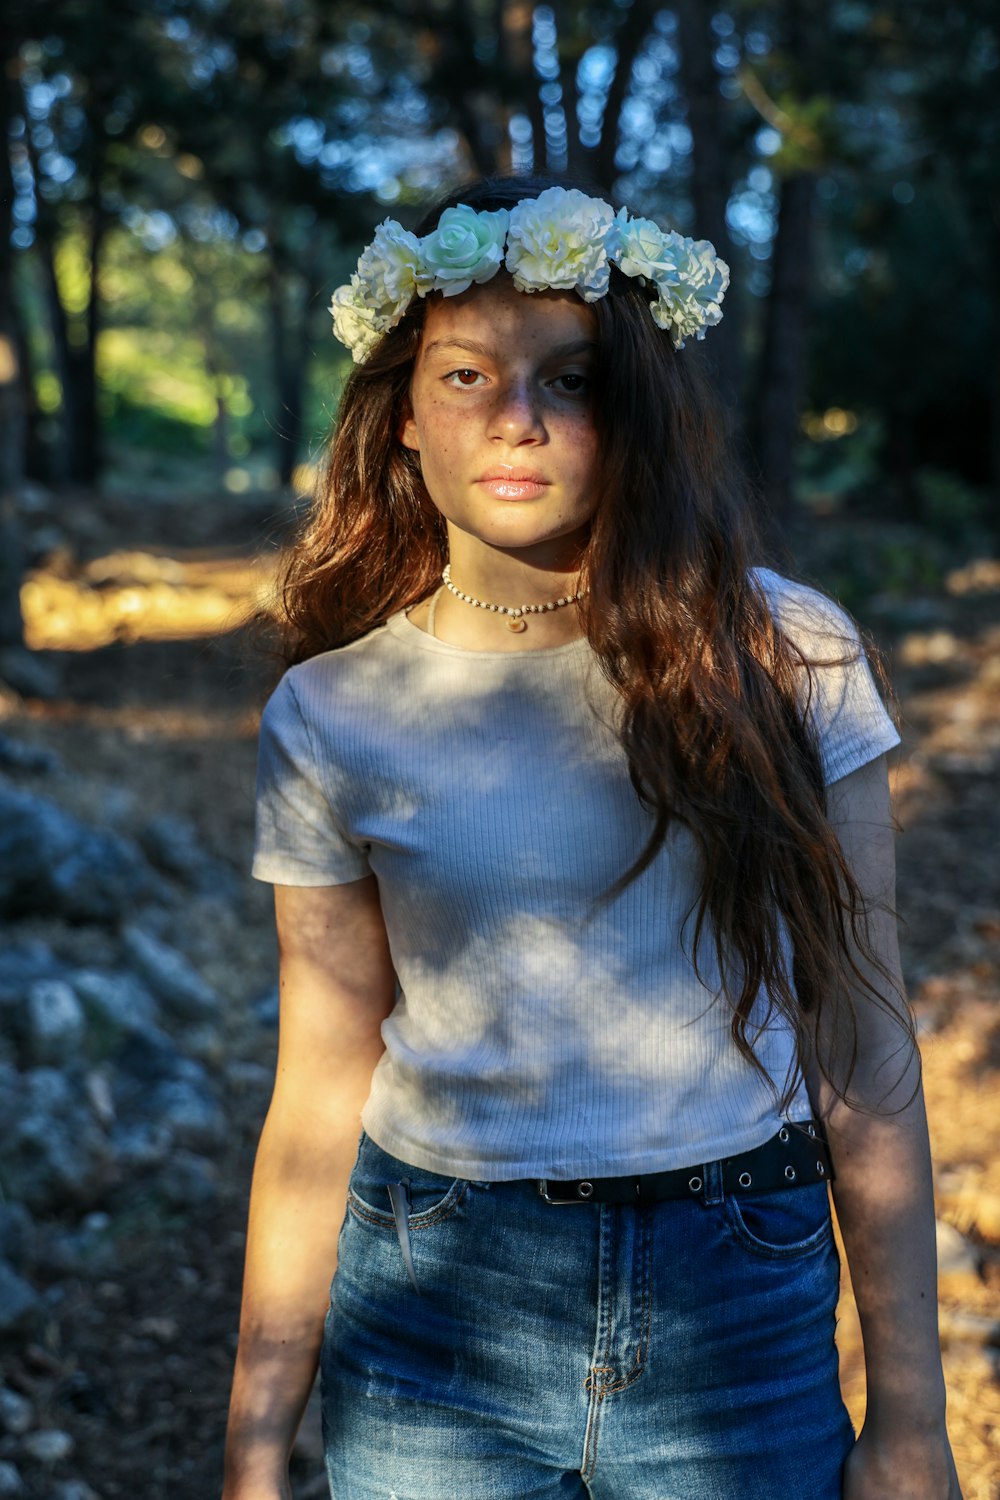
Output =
[{"x1": 422, "y1": 337, "x2": 598, "y2": 361}]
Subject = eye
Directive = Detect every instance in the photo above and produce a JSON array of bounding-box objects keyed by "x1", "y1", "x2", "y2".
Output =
[
  {"x1": 444, "y1": 368, "x2": 487, "y2": 387},
  {"x1": 551, "y1": 372, "x2": 590, "y2": 395}
]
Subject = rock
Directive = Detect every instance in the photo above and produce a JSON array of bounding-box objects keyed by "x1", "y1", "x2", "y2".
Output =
[
  {"x1": 121, "y1": 926, "x2": 218, "y2": 1020},
  {"x1": 0, "y1": 940, "x2": 65, "y2": 1004},
  {"x1": 0, "y1": 646, "x2": 61, "y2": 701},
  {"x1": 147, "y1": 1079, "x2": 225, "y2": 1149},
  {"x1": 0, "y1": 1204, "x2": 34, "y2": 1268},
  {"x1": 936, "y1": 1218, "x2": 980, "y2": 1277},
  {"x1": 110, "y1": 1119, "x2": 174, "y2": 1170},
  {"x1": 51, "y1": 1482, "x2": 100, "y2": 1500},
  {"x1": 253, "y1": 985, "x2": 280, "y2": 1028},
  {"x1": 0, "y1": 1066, "x2": 116, "y2": 1213},
  {"x1": 0, "y1": 1387, "x2": 33, "y2": 1435},
  {"x1": 0, "y1": 1461, "x2": 24, "y2": 1497},
  {"x1": 158, "y1": 1149, "x2": 220, "y2": 1208},
  {"x1": 0, "y1": 783, "x2": 155, "y2": 922},
  {"x1": 0, "y1": 733, "x2": 61, "y2": 774},
  {"x1": 22, "y1": 1428, "x2": 74, "y2": 1463},
  {"x1": 0, "y1": 1261, "x2": 40, "y2": 1334},
  {"x1": 25, "y1": 980, "x2": 85, "y2": 1067},
  {"x1": 72, "y1": 969, "x2": 160, "y2": 1043},
  {"x1": 139, "y1": 813, "x2": 236, "y2": 896}
]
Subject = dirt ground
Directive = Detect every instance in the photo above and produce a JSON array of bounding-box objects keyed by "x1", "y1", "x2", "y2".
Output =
[{"x1": 1, "y1": 493, "x2": 998, "y2": 1499}]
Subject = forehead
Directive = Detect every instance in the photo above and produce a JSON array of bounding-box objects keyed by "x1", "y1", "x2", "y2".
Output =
[{"x1": 417, "y1": 274, "x2": 597, "y2": 358}]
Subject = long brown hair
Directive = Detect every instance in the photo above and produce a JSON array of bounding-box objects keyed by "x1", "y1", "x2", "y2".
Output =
[{"x1": 278, "y1": 174, "x2": 911, "y2": 1109}]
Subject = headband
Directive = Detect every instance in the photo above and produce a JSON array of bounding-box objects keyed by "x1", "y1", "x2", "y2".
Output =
[{"x1": 329, "y1": 185, "x2": 730, "y2": 364}]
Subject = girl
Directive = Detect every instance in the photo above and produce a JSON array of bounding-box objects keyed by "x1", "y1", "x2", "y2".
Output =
[{"x1": 222, "y1": 176, "x2": 962, "y2": 1500}]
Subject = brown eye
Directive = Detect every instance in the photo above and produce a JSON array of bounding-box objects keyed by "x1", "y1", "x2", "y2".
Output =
[{"x1": 451, "y1": 369, "x2": 481, "y2": 385}]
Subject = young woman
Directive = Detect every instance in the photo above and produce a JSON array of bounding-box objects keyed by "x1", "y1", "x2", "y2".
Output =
[{"x1": 222, "y1": 177, "x2": 962, "y2": 1500}]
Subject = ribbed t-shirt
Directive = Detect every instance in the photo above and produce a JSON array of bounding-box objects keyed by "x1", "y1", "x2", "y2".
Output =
[{"x1": 252, "y1": 569, "x2": 900, "y2": 1179}]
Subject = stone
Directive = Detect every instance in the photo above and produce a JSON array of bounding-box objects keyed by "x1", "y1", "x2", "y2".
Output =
[
  {"x1": 0, "y1": 733, "x2": 60, "y2": 774},
  {"x1": 0, "y1": 1262, "x2": 40, "y2": 1334},
  {"x1": 147, "y1": 1079, "x2": 225, "y2": 1149},
  {"x1": 0, "y1": 940, "x2": 65, "y2": 1004},
  {"x1": 25, "y1": 980, "x2": 85, "y2": 1067},
  {"x1": 0, "y1": 1203, "x2": 34, "y2": 1267},
  {"x1": 0, "y1": 1387, "x2": 33, "y2": 1435},
  {"x1": 22, "y1": 1429, "x2": 75, "y2": 1463},
  {"x1": 139, "y1": 813, "x2": 236, "y2": 896},
  {"x1": 0, "y1": 1067, "x2": 116, "y2": 1213},
  {"x1": 0, "y1": 646, "x2": 60, "y2": 701},
  {"x1": 936, "y1": 1218, "x2": 980, "y2": 1277},
  {"x1": 0, "y1": 1461, "x2": 24, "y2": 1497},
  {"x1": 72, "y1": 969, "x2": 160, "y2": 1041},
  {"x1": 121, "y1": 926, "x2": 218, "y2": 1020},
  {"x1": 0, "y1": 783, "x2": 155, "y2": 922},
  {"x1": 253, "y1": 985, "x2": 280, "y2": 1028},
  {"x1": 51, "y1": 1482, "x2": 100, "y2": 1500},
  {"x1": 157, "y1": 1149, "x2": 220, "y2": 1208}
]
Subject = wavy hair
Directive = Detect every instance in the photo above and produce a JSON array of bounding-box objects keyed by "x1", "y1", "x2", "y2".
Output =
[{"x1": 276, "y1": 174, "x2": 910, "y2": 1110}]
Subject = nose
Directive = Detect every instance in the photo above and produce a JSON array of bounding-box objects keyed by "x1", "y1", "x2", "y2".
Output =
[{"x1": 486, "y1": 375, "x2": 546, "y2": 445}]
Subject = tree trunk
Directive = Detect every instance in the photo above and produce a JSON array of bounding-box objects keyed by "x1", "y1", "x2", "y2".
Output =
[
  {"x1": 269, "y1": 263, "x2": 305, "y2": 489},
  {"x1": 0, "y1": 49, "x2": 25, "y2": 501},
  {"x1": 674, "y1": 0, "x2": 742, "y2": 408},
  {"x1": 750, "y1": 170, "x2": 815, "y2": 532},
  {"x1": 589, "y1": 0, "x2": 660, "y2": 194},
  {"x1": 0, "y1": 40, "x2": 26, "y2": 646}
]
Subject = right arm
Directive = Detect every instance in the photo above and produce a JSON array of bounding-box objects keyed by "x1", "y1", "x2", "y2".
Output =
[{"x1": 222, "y1": 877, "x2": 397, "y2": 1500}]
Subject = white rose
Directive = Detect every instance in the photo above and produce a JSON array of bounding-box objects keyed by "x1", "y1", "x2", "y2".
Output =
[
  {"x1": 505, "y1": 187, "x2": 615, "y2": 302},
  {"x1": 609, "y1": 209, "x2": 673, "y2": 284},
  {"x1": 356, "y1": 219, "x2": 426, "y2": 317},
  {"x1": 420, "y1": 205, "x2": 509, "y2": 296},
  {"x1": 329, "y1": 277, "x2": 383, "y2": 363},
  {"x1": 647, "y1": 234, "x2": 730, "y2": 349}
]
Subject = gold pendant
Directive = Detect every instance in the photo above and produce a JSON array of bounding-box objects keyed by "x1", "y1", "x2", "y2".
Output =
[{"x1": 506, "y1": 616, "x2": 527, "y2": 633}]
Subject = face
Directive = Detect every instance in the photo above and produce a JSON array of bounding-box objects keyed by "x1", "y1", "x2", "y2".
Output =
[{"x1": 399, "y1": 274, "x2": 600, "y2": 564}]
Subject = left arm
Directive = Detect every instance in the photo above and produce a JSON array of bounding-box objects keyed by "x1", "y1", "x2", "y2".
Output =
[{"x1": 808, "y1": 755, "x2": 963, "y2": 1500}]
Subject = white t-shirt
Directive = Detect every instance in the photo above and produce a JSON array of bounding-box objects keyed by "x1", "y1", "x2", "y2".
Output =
[{"x1": 252, "y1": 570, "x2": 900, "y2": 1178}]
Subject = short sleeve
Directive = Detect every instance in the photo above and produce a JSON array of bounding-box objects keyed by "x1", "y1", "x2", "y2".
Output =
[
  {"x1": 756, "y1": 570, "x2": 901, "y2": 785},
  {"x1": 252, "y1": 672, "x2": 371, "y2": 886}
]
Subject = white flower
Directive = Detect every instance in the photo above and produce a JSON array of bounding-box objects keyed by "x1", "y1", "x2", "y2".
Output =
[
  {"x1": 647, "y1": 234, "x2": 730, "y2": 349},
  {"x1": 329, "y1": 277, "x2": 384, "y2": 364},
  {"x1": 419, "y1": 205, "x2": 509, "y2": 296},
  {"x1": 505, "y1": 187, "x2": 615, "y2": 302},
  {"x1": 609, "y1": 209, "x2": 671, "y2": 284},
  {"x1": 356, "y1": 219, "x2": 426, "y2": 317}
]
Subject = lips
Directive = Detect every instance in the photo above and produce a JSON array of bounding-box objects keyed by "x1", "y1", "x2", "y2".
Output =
[{"x1": 476, "y1": 466, "x2": 550, "y2": 500}]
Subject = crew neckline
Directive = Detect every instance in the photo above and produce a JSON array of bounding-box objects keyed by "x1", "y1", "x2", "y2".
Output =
[{"x1": 387, "y1": 608, "x2": 592, "y2": 661}]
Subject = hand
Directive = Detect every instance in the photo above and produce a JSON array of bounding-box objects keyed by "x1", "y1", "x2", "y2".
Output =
[{"x1": 844, "y1": 1421, "x2": 964, "y2": 1500}]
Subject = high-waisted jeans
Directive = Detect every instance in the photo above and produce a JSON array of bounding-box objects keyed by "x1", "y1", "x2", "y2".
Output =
[{"x1": 320, "y1": 1132, "x2": 854, "y2": 1499}]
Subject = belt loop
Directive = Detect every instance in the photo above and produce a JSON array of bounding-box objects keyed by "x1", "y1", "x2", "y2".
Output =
[{"x1": 702, "y1": 1159, "x2": 723, "y2": 1205}]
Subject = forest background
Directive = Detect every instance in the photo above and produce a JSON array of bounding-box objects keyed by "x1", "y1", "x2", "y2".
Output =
[{"x1": 0, "y1": 2, "x2": 999, "y2": 1499}]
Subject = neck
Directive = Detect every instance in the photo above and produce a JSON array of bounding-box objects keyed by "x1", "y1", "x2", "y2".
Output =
[{"x1": 418, "y1": 531, "x2": 588, "y2": 652}]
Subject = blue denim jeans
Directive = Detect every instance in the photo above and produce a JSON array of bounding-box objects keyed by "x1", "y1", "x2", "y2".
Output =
[{"x1": 321, "y1": 1132, "x2": 853, "y2": 1499}]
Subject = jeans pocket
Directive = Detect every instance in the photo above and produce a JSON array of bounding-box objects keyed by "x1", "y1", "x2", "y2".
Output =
[
  {"x1": 346, "y1": 1132, "x2": 469, "y2": 1228},
  {"x1": 723, "y1": 1182, "x2": 833, "y2": 1259}
]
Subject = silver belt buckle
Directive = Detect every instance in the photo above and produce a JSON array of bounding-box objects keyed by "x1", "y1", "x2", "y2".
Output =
[{"x1": 537, "y1": 1178, "x2": 592, "y2": 1204}]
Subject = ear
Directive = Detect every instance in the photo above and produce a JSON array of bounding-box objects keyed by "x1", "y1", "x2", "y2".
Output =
[{"x1": 398, "y1": 403, "x2": 420, "y2": 453}]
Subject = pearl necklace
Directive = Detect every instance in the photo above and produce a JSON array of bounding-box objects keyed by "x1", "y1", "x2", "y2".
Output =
[{"x1": 441, "y1": 563, "x2": 586, "y2": 633}]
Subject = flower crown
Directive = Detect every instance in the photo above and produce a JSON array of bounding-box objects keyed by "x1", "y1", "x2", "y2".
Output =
[{"x1": 329, "y1": 186, "x2": 730, "y2": 364}]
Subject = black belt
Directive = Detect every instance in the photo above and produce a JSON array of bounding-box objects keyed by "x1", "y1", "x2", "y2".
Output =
[{"x1": 537, "y1": 1122, "x2": 833, "y2": 1205}]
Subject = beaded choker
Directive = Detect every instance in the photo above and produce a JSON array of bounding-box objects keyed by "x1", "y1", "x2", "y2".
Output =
[{"x1": 441, "y1": 563, "x2": 586, "y2": 633}]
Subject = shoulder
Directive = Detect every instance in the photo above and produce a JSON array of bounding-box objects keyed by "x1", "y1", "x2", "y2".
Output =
[
  {"x1": 750, "y1": 567, "x2": 861, "y2": 657},
  {"x1": 265, "y1": 620, "x2": 401, "y2": 720}
]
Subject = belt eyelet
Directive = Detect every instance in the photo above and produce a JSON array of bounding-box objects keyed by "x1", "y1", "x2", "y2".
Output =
[
  {"x1": 807, "y1": 1124, "x2": 816, "y2": 1138},
  {"x1": 738, "y1": 1171, "x2": 752, "y2": 1188},
  {"x1": 576, "y1": 1181, "x2": 594, "y2": 1200},
  {"x1": 778, "y1": 1127, "x2": 790, "y2": 1143},
  {"x1": 784, "y1": 1165, "x2": 797, "y2": 1181},
  {"x1": 816, "y1": 1161, "x2": 826, "y2": 1176},
  {"x1": 688, "y1": 1176, "x2": 702, "y2": 1193}
]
